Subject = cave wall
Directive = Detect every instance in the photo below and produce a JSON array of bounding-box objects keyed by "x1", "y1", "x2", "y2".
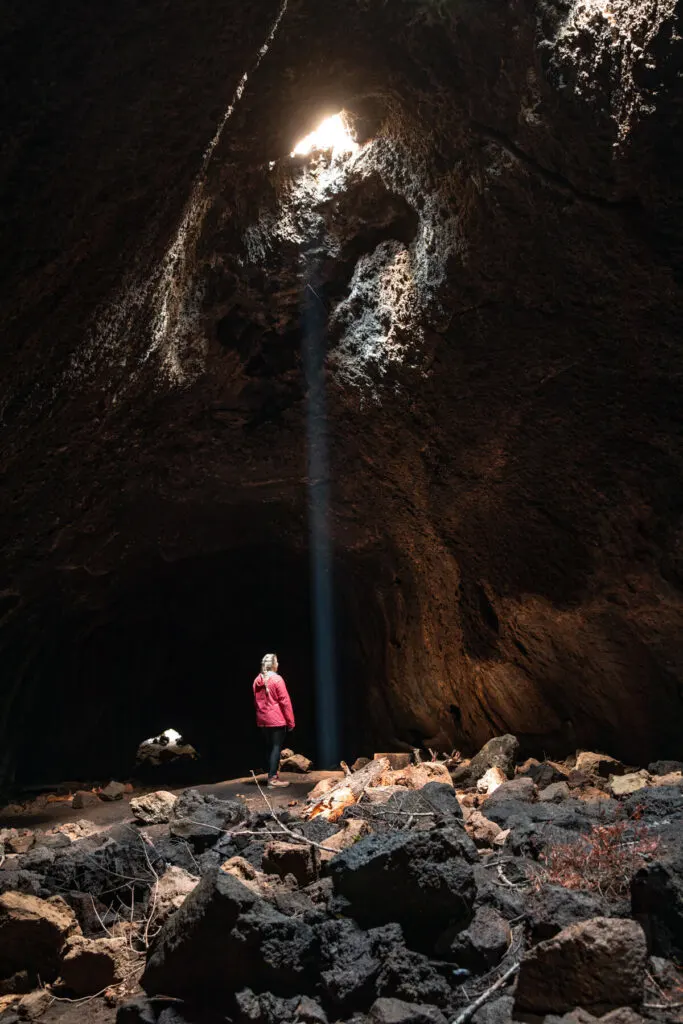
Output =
[{"x1": 2, "y1": 0, "x2": 683, "y2": 785}]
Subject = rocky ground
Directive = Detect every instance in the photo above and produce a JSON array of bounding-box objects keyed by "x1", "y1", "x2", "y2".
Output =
[{"x1": 0, "y1": 740, "x2": 682, "y2": 1024}]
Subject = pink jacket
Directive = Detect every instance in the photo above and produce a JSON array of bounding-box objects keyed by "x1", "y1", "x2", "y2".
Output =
[{"x1": 253, "y1": 672, "x2": 295, "y2": 729}]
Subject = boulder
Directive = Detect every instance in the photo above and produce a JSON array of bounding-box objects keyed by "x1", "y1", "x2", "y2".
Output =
[
  {"x1": 476, "y1": 767, "x2": 507, "y2": 796},
  {"x1": 262, "y1": 842, "x2": 320, "y2": 887},
  {"x1": 328, "y1": 827, "x2": 477, "y2": 943},
  {"x1": 170, "y1": 789, "x2": 247, "y2": 849},
  {"x1": 515, "y1": 917, "x2": 647, "y2": 1016},
  {"x1": 72, "y1": 790, "x2": 100, "y2": 810},
  {"x1": 60, "y1": 934, "x2": 127, "y2": 995},
  {"x1": 482, "y1": 777, "x2": 537, "y2": 806},
  {"x1": 116, "y1": 997, "x2": 183, "y2": 1023},
  {"x1": 451, "y1": 735, "x2": 519, "y2": 787},
  {"x1": 154, "y1": 866, "x2": 200, "y2": 924},
  {"x1": 649, "y1": 771, "x2": 683, "y2": 787},
  {"x1": 539, "y1": 782, "x2": 571, "y2": 803},
  {"x1": 567, "y1": 770, "x2": 593, "y2": 790},
  {"x1": 609, "y1": 772, "x2": 649, "y2": 798},
  {"x1": 141, "y1": 869, "x2": 316, "y2": 1001},
  {"x1": 100, "y1": 781, "x2": 127, "y2": 801},
  {"x1": 369, "y1": 997, "x2": 447, "y2": 1024},
  {"x1": 0, "y1": 891, "x2": 80, "y2": 983},
  {"x1": 575, "y1": 753, "x2": 624, "y2": 779},
  {"x1": 130, "y1": 791, "x2": 177, "y2": 825}
]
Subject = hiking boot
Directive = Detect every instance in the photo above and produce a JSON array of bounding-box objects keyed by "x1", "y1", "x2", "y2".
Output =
[{"x1": 267, "y1": 777, "x2": 290, "y2": 788}]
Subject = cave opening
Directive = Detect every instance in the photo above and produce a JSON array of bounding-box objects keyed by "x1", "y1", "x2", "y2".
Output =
[{"x1": 11, "y1": 544, "x2": 374, "y2": 792}]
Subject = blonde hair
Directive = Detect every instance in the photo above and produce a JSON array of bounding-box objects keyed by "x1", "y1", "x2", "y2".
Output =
[{"x1": 261, "y1": 653, "x2": 277, "y2": 675}]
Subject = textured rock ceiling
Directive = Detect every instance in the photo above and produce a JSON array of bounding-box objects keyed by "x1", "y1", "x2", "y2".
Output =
[{"x1": 1, "y1": 0, "x2": 683, "y2": 785}]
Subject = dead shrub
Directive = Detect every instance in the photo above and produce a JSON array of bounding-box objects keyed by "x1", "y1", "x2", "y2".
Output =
[{"x1": 532, "y1": 816, "x2": 660, "y2": 900}]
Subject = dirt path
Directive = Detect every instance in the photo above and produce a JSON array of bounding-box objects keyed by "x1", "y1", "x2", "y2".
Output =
[{"x1": 0, "y1": 771, "x2": 341, "y2": 832}]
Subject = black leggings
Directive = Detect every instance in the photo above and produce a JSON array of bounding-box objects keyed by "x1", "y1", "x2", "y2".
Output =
[{"x1": 263, "y1": 726, "x2": 287, "y2": 779}]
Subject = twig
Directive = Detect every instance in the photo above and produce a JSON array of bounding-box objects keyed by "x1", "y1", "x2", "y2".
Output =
[
  {"x1": 451, "y1": 962, "x2": 520, "y2": 1024},
  {"x1": 89, "y1": 895, "x2": 115, "y2": 939},
  {"x1": 250, "y1": 772, "x2": 337, "y2": 852},
  {"x1": 340, "y1": 761, "x2": 352, "y2": 777},
  {"x1": 644, "y1": 1001, "x2": 683, "y2": 1010}
]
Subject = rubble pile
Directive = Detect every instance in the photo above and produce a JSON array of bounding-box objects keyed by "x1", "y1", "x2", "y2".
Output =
[{"x1": 0, "y1": 739, "x2": 682, "y2": 1023}]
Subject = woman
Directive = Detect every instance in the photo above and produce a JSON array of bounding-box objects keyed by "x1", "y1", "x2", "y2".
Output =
[{"x1": 253, "y1": 653, "x2": 295, "y2": 788}]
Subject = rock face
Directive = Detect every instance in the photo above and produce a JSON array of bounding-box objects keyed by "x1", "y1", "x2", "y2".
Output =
[
  {"x1": 2, "y1": 0, "x2": 683, "y2": 786},
  {"x1": 515, "y1": 917, "x2": 647, "y2": 1016}
]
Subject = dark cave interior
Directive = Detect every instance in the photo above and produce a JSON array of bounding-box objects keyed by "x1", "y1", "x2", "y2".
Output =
[
  {"x1": 9, "y1": 545, "x2": 390, "y2": 788},
  {"x1": 2, "y1": 0, "x2": 683, "y2": 794}
]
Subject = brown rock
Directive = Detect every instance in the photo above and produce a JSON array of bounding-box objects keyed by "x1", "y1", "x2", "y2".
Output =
[
  {"x1": 466, "y1": 810, "x2": 502, "y2": 847},
  {"x1": 280, "y1": 753, "x2": 312, "y2": 773},
  {"x1": 515, "y1": 917, "x2": 647, "y2": 1016},
  {"x1": 17, "y1": 989, "x2": 52, "y2": 1019},
  {"x1": 0, "y1": 891, "x2": 80, "y2": 982},
  {"x1": 352, "y1": 757, "x2": 371, "y2": 772},
  {"x1": 577, "y1": 786, "x2": 611, "y2": 802},
  {"x1": 539, "y1": 782, "x2": 571, "y2": 803},
  {"x1": 608, "y1": 772, "x2": 649, "y2": 797},
  {"x1": 598, "y1": 1011, "x2": 646, "y2": 1024},
  {"x1": 575, "y1": 752, "x2": 625, "y2": 779},
  {"x1": 391, "y1": 762, "x2": 453, "y2": 789},
  {"x1": 6, "y1": 833, "x2": 34, "y2": 856},
  {"x1": 220, "y1": 856, "x2": 261, "y2": 888},
  {"x1": 262, "y1": 841, "x2": 319, "y2": 886},
  {"x1": 568, "y1": 769, "x2": 593, "y2": 789},
  {"x1": 71, "y1": 790, "x2": 100, "y2": 810},
  {"x1": 648, "y1": 771, "x2": 683, "y2": 788},
  {"x1": 60, "y1": 935, "x2": 127, "y2": 996},
  {"x1": 373, "y1": 752, "x2": 412, "y2": 770},
  {"x1": 99, "y1": 781, "x2": 126, "y2": 801}
]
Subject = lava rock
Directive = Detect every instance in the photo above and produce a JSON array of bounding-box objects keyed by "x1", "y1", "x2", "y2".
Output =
[
  {"x1": 375, "y1": 945, "x2": 452, "y2": 1008},
  {"x1": 263, "y1": 842, "x2": 319, "y2": 887},
  {"x1": 0, "y1": 891, "x2": 80, "y2": 983},
  {"x1": 116, "y1": 998, "x2": 185, "y2": 1023},
  {"x1": 316, "y1": 918, "x2": 380, "y2": 1011},
  {"x1": 466, "y1": 810, "x2": 502, "y2": 847},
  {"x1": 5, "y1": 834, "x2": 34, "y2": 856},
  {"x1": 72, "y1": 791, "x2": 100, "y2": 810},
  {"x1": 131, "y1": 791, "x2": 178, "y2": 825},
  {"x1": 16, "y1": 989, "x2": 52, "y2": 1019},
  {"x1": 515, "y1": 917, "x2": 647, "y2": 1016},
  {"x1": 60, "y1": 934, "x2": 127, "y2": 995},
  {"x1": 439, "y1": 905, "x2": 510, "y2": 969},
  {"x1": 155, "y1": 866, "x2": 200, "y2": 925},
  {"x1": 648, "y1": 760, "x2": 683, "y2": 777},
  {"x1": 100, "y1": 781, "x2": 127, "y2": 801},
  {"x1": 539, "y1": 782, "x2": 571, "y2": 803},
  {"x1": 43, "y1": 828, "x2": 162, "y2": 903},
  {"x1": 575, "y1": 753, "x2": 625, "y2": 779},
  {"x1": 328, "y1": 827, "x2": 477, "y2": 943},
  {"x1": 609, "y1": 772, "x2": 649, "y2": 798},
  {"x1": 623, "y1": 786, "x2": 683, "y2": 820},
  {"x1": 142, "y1": 868, "x2": 316, "y2": 1001},
  {"x1": 526, "y1": 885, "x2": 606, "y2": 942},
  {"x1": 471, "y1": 996, "x2": 514, "y2": 1024},
  {"x1": 482, "y1": 777, "x2": 537, "y2": 806},
  {"x1": 631, "y1": 849, "x2": 683, "y2": 957},
  {"x1": 369, "y1": 997, "x2": 447, "y2": 1024},
  {"x1": 170, "y1": 790, "x2": 247, "y2": 850},
  {"x1": 451, "y1": 735, "x2": 519, "y2": 787}
]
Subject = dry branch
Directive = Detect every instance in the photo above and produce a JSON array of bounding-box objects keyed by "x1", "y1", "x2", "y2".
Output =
[
  {"x1": 451, "y1": 961, "x2": 520, "y2": 1024},
  {"x1": 303, "y1": 757, "x2": 390, "y2": 821}
]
